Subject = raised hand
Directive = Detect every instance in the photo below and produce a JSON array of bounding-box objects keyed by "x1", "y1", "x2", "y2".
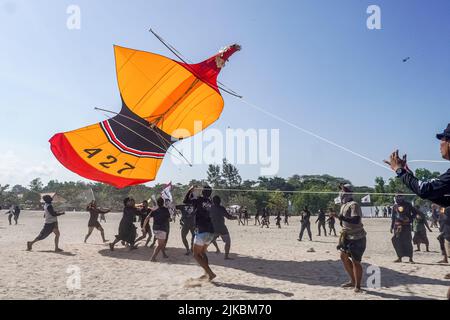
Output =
[{"x1": 384, "y1": 150, "x2": 407, "y2": 171}]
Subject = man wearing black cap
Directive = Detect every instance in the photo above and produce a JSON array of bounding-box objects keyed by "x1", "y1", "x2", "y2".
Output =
[{"x1": 385, "y1": 123, "x2": 450, "y2": 299}]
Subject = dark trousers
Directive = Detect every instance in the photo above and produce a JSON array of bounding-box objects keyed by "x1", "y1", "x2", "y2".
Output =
[
  {"x1": 317, "y1": 221, "x2": 327, "y2": 236},
  {"x1": 438, "y1": 234, "x2": 447, "y2": 256},
  {"x1": 392, "y1": 225, "x2": 413, "y2": 259},
  {"x1": 299, "y1": 222, "x2": 312, "y2": 240},
  {"x1": 181, "y1": 226, "x2": 195, "y2": 251},
  {"x1": 329, "y1": 224, "x2": 337, "y2": 236},
  {"x1": 8, "y1": 214, "x2": 18, "y2": 225}
]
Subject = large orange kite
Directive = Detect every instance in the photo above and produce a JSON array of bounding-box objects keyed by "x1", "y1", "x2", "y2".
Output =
[{"x1": 50, "y1": 43, "x2": 240, "y2": 188}]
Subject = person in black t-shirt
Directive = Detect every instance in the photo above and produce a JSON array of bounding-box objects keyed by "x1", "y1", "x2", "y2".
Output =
[
  {"x1": 84, "y1": 200, "x2": 110, "y2": 243},
  {"x1": 177, "y1": 204, "x2": 196, "y2": 255},
  {"x1": 184, "y1": 185, "x2": 216, "y2": 281},
  {"x1": 143, "y1": 197, "x2": 170, "y2": 262},
  {"x1": 298, "y1": 207, "x2": 312, "y2": 241},
  {"x1": 135, "y1": 200, "x2": 153, "y2": 247}
]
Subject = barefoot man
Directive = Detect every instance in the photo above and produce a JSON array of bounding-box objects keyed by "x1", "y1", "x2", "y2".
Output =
[
  {"x1": 210, "y1": 195, "x2": 237, "y2": 260},
  {"x1": 337, "y1": 184, "x2": 367, "y2": 293},
  {"x1": 135, "y1": 200, "x2": 153, "y2": 247},
  {"x1": 84, "y1": 200, "x2": 110, "y2": 243},
  {"x1": 109, "y1": 197, "x2": 138, "y2": 251},
  {"x1": 27, "y1": 195, "x2": 65, "y2": 252},
  {"x1": 184, "y1": 185, "x2": 216, "y2": 281},
  {"x1": 412, "y1": 206, "x2": 432, "y2": 252},
  {"x1": 384, "y1": 123, "x2": 450, "y2": 299},
  {"x1": 143, "y1": 197, "x2": 170, "y2": 262},
  {"x1": 390, "y1": 195, "x2": 416, "y2": 263}
]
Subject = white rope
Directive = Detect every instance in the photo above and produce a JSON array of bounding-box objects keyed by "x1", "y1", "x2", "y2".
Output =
[
  {"x1": 409, "y1": 160, "x2": 448, "y2": 164},
  {"x1": 239, "y1": 99, "x2": 393, "y2": 172},
  {"x1": 198, "y1": 187, "x2": 417, "y2": 197}
]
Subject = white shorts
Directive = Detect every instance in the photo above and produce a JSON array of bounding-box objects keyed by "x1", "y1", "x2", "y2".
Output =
[
  {"x1": 153, "y1": 230, "x2": 167, "y2": 240},
  {"x1": 194, "y1": 232, "x2": 215, "y2": 246}
]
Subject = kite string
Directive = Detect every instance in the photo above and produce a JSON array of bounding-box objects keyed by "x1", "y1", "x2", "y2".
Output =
[
  {"x1": 195, "y1": 187, "x2": 416, "y2": 196},
  {"x1": 408, "y1": 160, "x2": 448, "y2": 163},
  {"x1": 148, "y1": 28, "x2": 447, "y2": 170},
  {"x1": 148, "y1": 28, "x2": 390, "y2": 168},
  {"x1": 238, "y1": 98, "x2": 393, "y2": 172},
  {"x1": 150, "y1": 27, "x2": 386, "y2": 167},
  {"x1": 237, "y1": 99, "x2": 448, "y2": 169}
]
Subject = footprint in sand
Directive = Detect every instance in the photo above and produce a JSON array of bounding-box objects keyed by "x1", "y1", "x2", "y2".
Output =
[
  {"x1": 184, "y1": 278, "x2": 203, "y2": 288},
  {"x1": 184, "y1": 275, "x2": 212, "y2": 288}
]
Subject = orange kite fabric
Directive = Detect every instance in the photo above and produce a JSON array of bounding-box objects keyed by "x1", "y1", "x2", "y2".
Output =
[{"x1": 50, "y1": 44, "x2": 240, "y2": 188}]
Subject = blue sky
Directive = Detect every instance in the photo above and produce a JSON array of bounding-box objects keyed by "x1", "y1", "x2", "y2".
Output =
[{"x1": 0, "y1": 0, "x2": 449, "y2": 188}]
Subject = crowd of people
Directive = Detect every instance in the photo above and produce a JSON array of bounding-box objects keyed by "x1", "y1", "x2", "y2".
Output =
[
  {"x1": 3, "y1": 124, "x2": 450, "y2": 298},
  {"x1": 15, "y1": 184, "x2": 448, "y2": 293}
]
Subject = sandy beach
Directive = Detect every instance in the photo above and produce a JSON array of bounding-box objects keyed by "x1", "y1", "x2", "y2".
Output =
[{"x1": 0, "y1": 210, "x2": 449, "y2": 300}]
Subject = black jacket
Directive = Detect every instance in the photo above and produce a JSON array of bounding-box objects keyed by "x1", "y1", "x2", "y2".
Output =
[{"x1": 399, "y1": 168, "x2": 450, "y2": 207}]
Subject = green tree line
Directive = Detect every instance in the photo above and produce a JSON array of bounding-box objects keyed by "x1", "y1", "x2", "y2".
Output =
[{"x1": 0, "y1": 160, "x2": 440, "y2": 213}]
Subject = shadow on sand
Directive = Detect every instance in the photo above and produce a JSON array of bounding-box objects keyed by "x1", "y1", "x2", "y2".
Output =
[
  {"x1": 212, "y1": 282, "x2": 294, "y2": 297},
  {"x1": 98, "y1": 246, "x2": 449, "y2": 300},
  {"x1": 36, "y1": 250, "x2": 77, "y2": 256}
]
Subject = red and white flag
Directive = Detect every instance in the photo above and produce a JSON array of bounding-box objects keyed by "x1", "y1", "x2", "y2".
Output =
[{"x1": 161, "y1": 182, "x2": 173, "y2": 203}]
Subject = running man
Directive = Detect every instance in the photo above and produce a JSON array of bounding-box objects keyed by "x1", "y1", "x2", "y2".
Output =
[
  {"x1": 210, "y1": 195, "x2": 237, "y2": 259},
  {"x1": 84, "y1": 200, "x2": 110, "y2": 243},
  {"x1": 27, "y1": 195, "x2": 65, "y2": 252},
  {"x1": 337, "y1": 184, "x2": 367, "y2": 293},
  {"x1": 177, "y1": 204, "x2": 196, "y2": 255},
  {"x1": 109, "y1": 197, "x2": 138, "y2": 251},
  {"x1": 135, "y1": 200, "x2": 153, "y2": 247},
  {"x1": 144, "y1": 197, "x2": 170, "y2": 262},
  {"x1": 184, "y1": 185, "x2": 216, "y2": 281}
]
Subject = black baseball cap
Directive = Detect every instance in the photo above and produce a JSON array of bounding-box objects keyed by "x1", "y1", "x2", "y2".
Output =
[{"x1": 436, "y1": 123, "x2": 450, "y2": 140}]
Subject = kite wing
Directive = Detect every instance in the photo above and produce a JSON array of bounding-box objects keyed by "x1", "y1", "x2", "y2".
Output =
[{"x1": 49, "y1": 44, "x2": 240, "y2": 188}]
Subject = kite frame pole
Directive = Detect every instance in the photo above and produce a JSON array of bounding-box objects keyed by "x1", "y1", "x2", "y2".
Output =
[
  {"x1": 95, "y1": 107, "x2": 193, "y2": 166},
  {"x1": 149, "y1": 28, "x2": 243, "y2": 98}
]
